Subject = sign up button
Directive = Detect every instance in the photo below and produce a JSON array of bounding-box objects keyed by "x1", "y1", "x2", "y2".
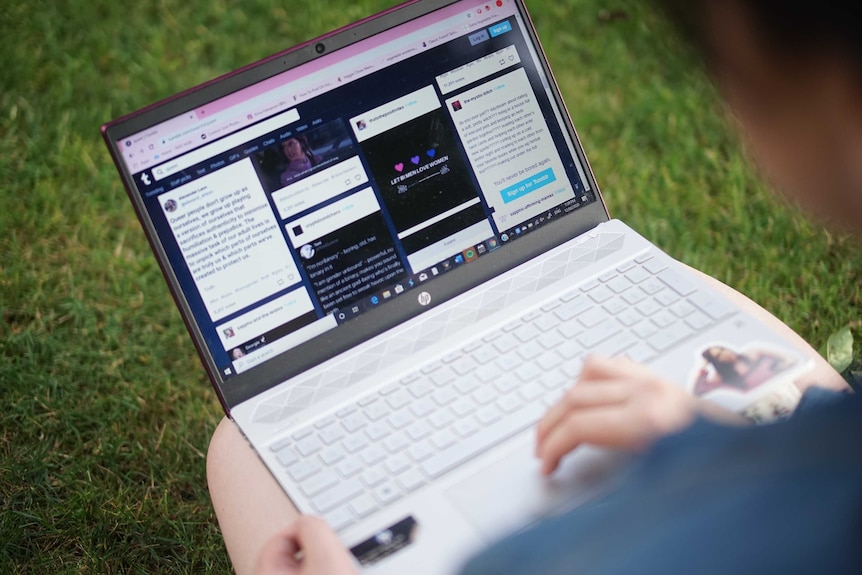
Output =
[{"x1": 488, "y1": 20, "x2": 512, "y2": 38}]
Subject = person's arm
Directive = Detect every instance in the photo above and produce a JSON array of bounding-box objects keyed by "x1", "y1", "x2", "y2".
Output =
[{"x1": 254, "y1": 516, "x2": 359, "y2": 575}]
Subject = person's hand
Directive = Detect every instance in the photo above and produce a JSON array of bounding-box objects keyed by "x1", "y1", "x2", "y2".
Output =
[
  {"x1": 254, "y1": 516, "x2": 360, "y2": 575},
  {"x1": 536, "y1": 355, "x2": 746, "y2": 475}
]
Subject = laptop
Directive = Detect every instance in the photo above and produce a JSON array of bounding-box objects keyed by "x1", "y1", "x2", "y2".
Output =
[{"x1": 102, "y1": 0, "x2": 813, "y2": 572}]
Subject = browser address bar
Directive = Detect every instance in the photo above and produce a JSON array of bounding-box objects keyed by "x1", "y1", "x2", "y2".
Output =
[{"x1": 152, "y1": 108, "x2": 300, "y2": 181}]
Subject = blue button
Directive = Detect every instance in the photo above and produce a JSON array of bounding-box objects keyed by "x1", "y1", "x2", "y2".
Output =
[
  {"x1": 499, "y1": 168, "x2": 557, "y2": 204},
  {"x1": 488, "y1": 20, "x2": 512, "y2": 38},
  {"x1": 469, "y1": 30, "x2": 490, "y2": 46}
]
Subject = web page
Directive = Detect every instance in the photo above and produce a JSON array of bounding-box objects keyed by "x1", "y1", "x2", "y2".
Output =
[{"x1": 126, "y1": 1, "x2": 594, "y2": 378}]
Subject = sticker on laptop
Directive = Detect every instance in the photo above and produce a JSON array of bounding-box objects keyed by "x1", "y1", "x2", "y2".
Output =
[
  {"x1": 687, "y1": 343, "x2": 798, "y2": 397},
  {"x1": 350, "y1": 516, "x2": 419, "y2": 566}
]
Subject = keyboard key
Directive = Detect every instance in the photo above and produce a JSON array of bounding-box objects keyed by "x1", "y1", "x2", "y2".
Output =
[
  {"x1": 513, "y1": 324, "x2": 541, "y2": 343},
  {"x1": 360, "y1": 467, "x2": 387, "y2": 488},
  {"x1": 431, "y1": 429, "x2": 458, "y2": 450},
  {"x1": 384, "y1": 453, "x2": 411, "y2": 475},
  {"x1": 430, "y1": 367, "x2": 456, "y2": 387},
  {"x1": 650, "y1": 323, "x2": 695, "y2": 352},
  {"x1": 554, "y1": 297, "x2": 592, "y2": 321},
  {"x1": 409, "y1": 396, "x2": 435, "y2": 418},
  {"x1": 670, "y1": 300, "x2": 696, "y2": 318},
  {"x1": 453, "y1": 376, "x2": 481, "y2": 395},
  {"x1": 341, "y1": 411, "x2": 367, "y2": 433},
  {"x1": 431, "y1": 387, "x2": 457, "y2": 406},
  {"x1": 324, "y1": 506, "x2": 355, "y2": 531},
  {"x1": 577, "y1": 320, "x2": 621, "y2": 348},
  {"x1": 349, "y1": 493, "x2": 379, "y2": 518},
  {"x1": 621, "y1": 289, "x2": 647, "y2": 305},
  {"x1": 515, "y1": 362, "x2": 541, "y2": 382},
  {"x1": 654, "y1": 289, "x2": 679, "y2": 307},
  {"x1": 685, "y1": 310, "x2": 712, "y2": 330},
  {"x1": 336, "y1": 457, "x2": 363, "y2": 478},
  {"x1": 364, "y1": 422, "x2": 389, "y2": 441},
  {"x1": 373, "y1": 481, "x2": 401, "y2": 505},
  {"x1": 606, "y1": 276, "x2": 632, "y2": 294},
  {"x1": 602, "y1": 297, "x2": 628, "y2": 315},
  {"x1": 383, "y1": 432, "x2": 409, "y2": 453},
  {"x1": 634, "y1": 252, "x2": 654, "y2": 264},
  {"x1": 407, "y1": 378, "x2": 434, "y2": 398},
  {"x1": 493, "y1": 335, "x2": 519, "y2": 354},
  {"x1": 516, "y1": 341, "x2": 543, "y2": 360},
  {"x1": 640, "y1": 277, "x2": 665, "y2": 295},
  {"x1": 312, "y1": 477, "x2": 365, "y2": 513},
  {"x1": 429, "y1": 409, "x2": 455, "y2": 429},
  {"x1": 385, "y1": 389, "x2": 412, "y2": 410},
  {"x1": 386, "y1": 410, "x2": 412, "y2": 430},
  {"x1": 359, "y1": 444, "x2": 386, "y2": 466},
  {"x1": 636, "y1": 298, "x2": 661, "y2": 317},
  {"x1": 275, "y1": 447, "x2": 298, "y2": 467},
  {"x1": 518, "y1": 382, "x2": 544, "y2": 402},
  {"x1": 689, "y1": 291, "x2": 736, "y2": 320},
  {"x1": 651, "y1": 310, "x2": 676, "y2": 328},
  {"x1": 658, "y1": 269, "x2": 697, "y2": 296},
  {"x1": 453, "y1": 417, "x2": 480, "y2": 438},
  {"x1": 633, "y1": 321, "x2": 658, "y2": 339},
  {"x1": 396, "y1": 468, "x2": 426, "y2": 492},
  {"x1": 598, "y1": 270, "x2": 618, "y2": 282},
  {"x1": 625, "y1": 342, "x2": 657, "y2": 363},
  {"x1": 643, "y1": 258, "x2": 668, "y2": 274},
  {"x1": 476, "y1": 404, "x2": 502, "y2": 425},
  {"x1": 578, "y1": 307, "x2": 606, "y2": 328},
  {"x1": 536, "y1": 352, "x2": 563, "y2": 371},
  {"x1": 588, "y1": 285, "x2": 614, "y2": 303},
  {"x1": 471, "y1": 346, "x2": 497, "y2": 365},
  {"x1": 473, "y1": 386, "x2": 496, "y2": 405},
  {"x1": 286, "y1": 458, "x2": 322, "y2": 482},
  {"x1": 451, "y1": 397, "x2": 477, "y2": 417},
  {"x1": 320, "y1": 445, "x2": 346, "y2": 466},
  {"x1": 407, "y1": 440, "x2": 435, "y2": 462},
  {"x1": 300, "y1": 470, "x2": 339, "y2": 497},
  {"x1": 295, "y1": 435, "x2": 323, "y2": 457},
  {"x1": 616, "y1": 260, "x2": 636, "y2": 273},
  {"x1": 318, "y1": 423, "x2": 345, "y2": 445},
  {"x1": 406, "y1": 420, "x2": 433, "y2": 441},
  {"x1": 342, "y1": 433, "x2": 368, "y2": 454},
  {"x1": 496, "y1": 394, "x2": 521, "y2": 414},
  {"x1": 495, "y1": 353, "x2": 521, "y2": 372},
  {"x1": 625, "y1": 266, "x2": 650, "y2": 284},
  {"x1": 363, "y1": 401, "x2": 388, "y2": 421},
  {"x1": 533, "y1": 314, "x2": 560, "y2": 333},
  {"x1": 451, "y1": 356, "x2": 478, "y2": 376}
]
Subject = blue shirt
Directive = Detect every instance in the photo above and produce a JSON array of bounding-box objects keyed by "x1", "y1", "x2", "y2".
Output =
[{"x1": 460, "y1": 388, "x2": 862, "y2": 575}]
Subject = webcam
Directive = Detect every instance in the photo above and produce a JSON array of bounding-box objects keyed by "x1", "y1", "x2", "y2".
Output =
[{"x1": 314, "y1": 42, "x2": 326, "y2": 54}]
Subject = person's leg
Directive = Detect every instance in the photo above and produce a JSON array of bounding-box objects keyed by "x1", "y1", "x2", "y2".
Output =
[
  {"x1": 206, "y1": 271, "x2": 847, "y2": 574},
  {"x1": 207, "y1": 418, "x2": 299, "y2": 575}
]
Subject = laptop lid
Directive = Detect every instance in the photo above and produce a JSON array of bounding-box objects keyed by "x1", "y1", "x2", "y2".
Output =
[{"x1": 101, "y1": 0, "x2": 609, "y2": 414}]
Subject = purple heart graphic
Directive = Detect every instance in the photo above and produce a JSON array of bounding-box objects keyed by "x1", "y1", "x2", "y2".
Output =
[
  {"x1": 426, "y1": 148, "x2": 436, "y2": 158},
  {"x1": 410, "y1": 155, "x2": 420, "y2": 165},
  {"x1": 394, "y1": 163, "x2": 404, "y2": 172}
]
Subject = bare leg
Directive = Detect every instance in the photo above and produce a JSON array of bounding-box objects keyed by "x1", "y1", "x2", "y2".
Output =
[
  {"x1": 206, "y1": 272, "x2": 847, "y2": 573},
  {"x1": 207, "y1": 418, "x2": 299, "y2": 575}
]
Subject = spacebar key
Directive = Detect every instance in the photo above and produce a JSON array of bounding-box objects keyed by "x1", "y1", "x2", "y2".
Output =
[{"x1": 421, "y1": 403, "x2": 546, "y2": 479}]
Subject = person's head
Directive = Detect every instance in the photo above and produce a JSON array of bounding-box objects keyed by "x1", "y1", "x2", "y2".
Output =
[
  {"x1": 656, "y1": 0, "x2": 862, "y2": 233},
  {"x1": 281, "y1": 137, "x2": 307, "y2": 162}
]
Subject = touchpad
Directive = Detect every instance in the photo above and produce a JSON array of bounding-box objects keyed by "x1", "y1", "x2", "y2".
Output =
[{"x1": 444, "y1": 440, "x2": 626, "y2": 541}]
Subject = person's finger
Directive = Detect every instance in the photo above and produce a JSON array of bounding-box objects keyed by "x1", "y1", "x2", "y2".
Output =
[
  {"x1": 538, "y1": 407, "x2": 637, "y2": 475},
  {"x1": 535, "y1": 380, "x2": 632, "y2": 448},
  {"x1": 254, "y1": 527, "x2": 302, "y2": 575},
  {"x1": 291, "y1": 516, "x2": 360, "y2": 574}
]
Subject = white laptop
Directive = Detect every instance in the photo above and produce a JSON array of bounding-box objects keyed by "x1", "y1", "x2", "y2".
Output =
[{"x1": 102, "y1": 1, "x2": 812, "y2": 572}]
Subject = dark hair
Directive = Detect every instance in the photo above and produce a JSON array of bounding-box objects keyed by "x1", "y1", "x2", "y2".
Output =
[{"x1": 654, "y1": 0, "x2": 862, "y2": 65}]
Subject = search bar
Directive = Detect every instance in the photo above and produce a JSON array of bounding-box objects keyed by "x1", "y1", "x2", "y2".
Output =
[{"x1": 152, "y1": 108, "x2": 300, "y2": 181}]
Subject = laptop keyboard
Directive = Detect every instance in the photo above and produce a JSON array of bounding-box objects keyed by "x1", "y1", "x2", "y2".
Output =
[{"x1": 268, "y1": 252, "x2": 734, "y2": 531}]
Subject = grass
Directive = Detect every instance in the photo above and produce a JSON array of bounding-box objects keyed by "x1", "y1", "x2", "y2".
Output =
[{"x1": 1, "y1": 0, "x2": 859, "y2": 572}]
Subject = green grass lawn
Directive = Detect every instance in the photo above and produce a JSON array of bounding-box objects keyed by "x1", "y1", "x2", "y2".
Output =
[{"x1": 1, "y1": 0, "x2": 860, "y2": 572}]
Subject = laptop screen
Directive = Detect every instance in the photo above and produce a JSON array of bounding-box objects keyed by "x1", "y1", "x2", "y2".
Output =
[{"x1": 105, "y1": 0, "x2": 606, "y2": 408}]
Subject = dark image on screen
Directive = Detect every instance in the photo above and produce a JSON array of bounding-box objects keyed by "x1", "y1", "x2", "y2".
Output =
[
  {"x1": 360, "y1": 109, "x2": 479, "y2": 233},
  {"x1": 252, "y1": 118, "x2": 356, "y2": 193}
]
